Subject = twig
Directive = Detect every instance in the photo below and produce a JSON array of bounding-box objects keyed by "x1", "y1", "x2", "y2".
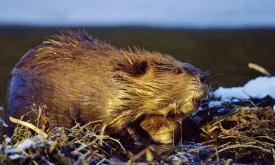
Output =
[
  {"x1": 106, "y1": 136, "x2": 126, "y2": 151},
  {"x1": 80, "y1": 120, "x2": 103, "y2": 129},
  {"x1": 130, "y1": 146, "x2": 151, "y2": 163},
  {"x1": 49, "y1": 140, "x2": 58, "y2": 153},
  {"x1": 256, "y1": 136, "x2": 275, "y2": 143},
  {"x1": 248, "y1": 63, "x2": 271, "y2": 76},
  {"x1": 71, "y1": 139, "x2": 97, "y2": 154},
  {"x1": 96, "y1": 158, "x2": 107, "y2": 165},
  {"x1": 32, "y1": 160, "x2": 39, "y2": 165},
  {"x1": 9, "y1": 116, "x2": 48, "y2": 138},
  {"x1": 35, "y1": 106, "x2": 42, "y2": 127},
  {"x1": 99, "y1": 124, "x2": 106, "y2": 146},
  {"x1": 201, "y1": 139, "x2": 217, "y2": 145}
]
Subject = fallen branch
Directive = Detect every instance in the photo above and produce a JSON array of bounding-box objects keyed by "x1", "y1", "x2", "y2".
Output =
[{"x1": 9, "y1": 116, "x2": 48, "y2": 139}]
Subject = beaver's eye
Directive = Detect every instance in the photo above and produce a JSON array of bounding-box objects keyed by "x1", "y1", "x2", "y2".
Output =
[
  {"x1": 174, "y1": 68, "x2": 182, "y2": 74},
  {"x1": 138, "y1": 61, "x2": 148, "y2": 74}
]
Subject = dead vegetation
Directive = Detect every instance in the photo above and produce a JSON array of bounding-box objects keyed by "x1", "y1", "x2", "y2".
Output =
[
  {"x1": 0, "y1": 106, "x2": 130, "y2": 165},
  {"x1": 199, "y1": 107, "x2": 275, "y2": 164},
  {"x1": 0, "y1": 98, "x2": 275, "y2": 164}
]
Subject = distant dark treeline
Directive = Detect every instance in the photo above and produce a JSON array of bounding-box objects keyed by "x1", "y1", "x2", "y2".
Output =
[
  {"x1": 1, "y1": 25, "x2": 275, "y2": 36},
  {"x1": 0, "y1": 25, "x2": 275, "y2": 104}
]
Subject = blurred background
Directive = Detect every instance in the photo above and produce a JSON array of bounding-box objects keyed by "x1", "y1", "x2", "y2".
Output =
[{"x1": 0, "y1": 0, "x2": 275, "y2": 105}]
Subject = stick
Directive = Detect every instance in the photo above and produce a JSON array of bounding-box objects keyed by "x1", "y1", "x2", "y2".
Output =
[
  {"x1": 9, "y1": 116, "x2": 48, "y2": 139},
  {"x1": 248, "y1": 63, "x2": 271, "y2": 76}
]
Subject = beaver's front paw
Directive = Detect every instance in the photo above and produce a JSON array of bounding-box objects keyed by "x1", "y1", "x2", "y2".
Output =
[{"x1": 126, "y1": 125, "x2": 159, "y2": 145}]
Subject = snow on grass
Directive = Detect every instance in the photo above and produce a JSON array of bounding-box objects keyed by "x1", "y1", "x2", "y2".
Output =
[
  {"x1": 9, "y1": 154, "x2": 22, "y2": 160},
  {"x1": 208, "y1": 101, "x2": 223, "y2": 108},
  {"x1": 5, "y1": 139, "x2": 36, "y2": 154},
  {"x1": 214, "y1": 76, "x2": 275, "y2": 102},
  {"x1": 207, "y1": 76, "x2": 275, "y2": 108}
]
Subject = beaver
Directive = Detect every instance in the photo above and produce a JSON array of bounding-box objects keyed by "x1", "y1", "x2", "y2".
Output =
[{"x1": 4, "y1": 30, "x2": 209, "y2": 144}]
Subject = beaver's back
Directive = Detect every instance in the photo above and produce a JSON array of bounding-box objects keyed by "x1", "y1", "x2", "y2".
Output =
[{"x1": 5, "y1": 31, "x2": 120, "y2": 129}]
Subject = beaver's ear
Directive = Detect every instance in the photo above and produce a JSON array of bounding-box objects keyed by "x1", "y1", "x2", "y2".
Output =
[
  {"x1": 113, "y1": 60, "x2": 148, "y2": 76},
  {"x1": 136, "y1": 61, "x2": 148, "y2": 75}
]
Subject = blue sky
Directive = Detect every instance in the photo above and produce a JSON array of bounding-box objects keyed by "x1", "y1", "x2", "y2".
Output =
[{"x1": 1, "y1": 0, "x2": 275, "y2": 27}]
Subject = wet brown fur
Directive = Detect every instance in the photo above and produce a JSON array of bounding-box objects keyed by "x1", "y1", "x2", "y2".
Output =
[{"x1": 4, "y1": 30, "x2": 209, "y2": 144}]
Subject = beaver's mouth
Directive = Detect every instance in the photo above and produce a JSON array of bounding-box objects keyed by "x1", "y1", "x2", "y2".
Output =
[
  {"x1": 191, "y1": 83, "x2": 209, "y2": 104},
  {"x1": 164, "y1": 85, "x2": 209, "y2": 118},
  {"x1": 178, "y1": 90, "x2": 208, "y2": 116},
  {"x1": 191, "y1": 97, "x2": 202, "y2": 108},
  {"x1": 165, "y1": 95, "x2": 204, "y2": 118}
]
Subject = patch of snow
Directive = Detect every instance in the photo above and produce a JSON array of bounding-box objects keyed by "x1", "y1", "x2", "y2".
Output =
[
  {"x1": 273, "y1": 105, "x2": 275, "y2": 112},
  {"x1": 5, "y1": 139, "x2": 36, "y2": 154},
  {"x1": 208, "y1": 101, "x2": 223, "y2": 108},
  {"x1": 0, "y1": 117, "x2": 8, "y2": 127},
  {"x1": 0, "y1": 106, "x2": 3, "y2": 111},
  {"x1": 9, "y1": 154, "x2": 22, "y2": 160},
  {"x1": 5, "y1": 138, "x2": 11, "y2": 143},
  {"x1": 232, "y1": 98, "x2": 240, "y2": 102},
  {"x1": 1, "y1": 122, "x2": 8, "y2": 127},
  {"x1": 214, "y1": 76, "x2": 275, "y2": 102},
  {"x1": 16, "y1": 140, "x2": 36, "y2": 151}
]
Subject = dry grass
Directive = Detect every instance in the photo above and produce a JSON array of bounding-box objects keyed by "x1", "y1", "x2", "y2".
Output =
[
  {"x1": 199, "y1": 106, "x2": 275, "y2": 164},
  {"x1": 0, "y1": 106, "x2": 130, "y2": 165},
  {"x1": 1, "y1": 99, "x2": 275, "y2": 164}
]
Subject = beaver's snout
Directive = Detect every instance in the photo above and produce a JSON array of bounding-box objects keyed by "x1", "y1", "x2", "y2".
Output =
[{"x1": 183, "y1": 62, "x2": 210, "y2": 86}]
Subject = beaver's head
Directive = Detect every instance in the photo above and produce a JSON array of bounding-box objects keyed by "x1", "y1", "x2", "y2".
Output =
[{"x1": 112, "y1": 50, "x2": 209, "y2": 120}]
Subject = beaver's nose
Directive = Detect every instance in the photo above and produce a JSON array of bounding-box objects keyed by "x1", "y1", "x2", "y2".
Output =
[{"x1": 198, "y1": 72, "x2": 210, "y2": 85}]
